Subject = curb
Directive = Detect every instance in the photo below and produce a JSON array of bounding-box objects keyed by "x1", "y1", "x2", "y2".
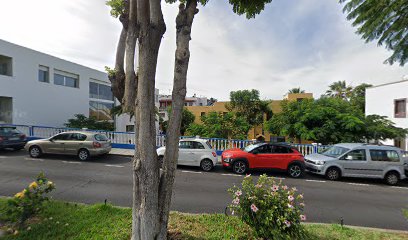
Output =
[{"x1": 304, "y1": 222, "x2": 408, "y2": 234}]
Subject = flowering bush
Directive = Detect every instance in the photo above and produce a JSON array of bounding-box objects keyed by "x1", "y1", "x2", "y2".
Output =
[
  {"x1": 228, "y1": 174, "x2": 307, "y2": 240},
  {"x1": 6, "y1": 172, "x2": 55, "y2": 227}
]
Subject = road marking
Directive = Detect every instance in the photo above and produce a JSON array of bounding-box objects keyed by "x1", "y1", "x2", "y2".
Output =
[
  {"x1": 181, "y1": 170, "x2": 202, "y2": 174},
  {"x1": 0, "y1": 156, "x2": 8, "y2": 159},
  {"x1": 347, "y1": 183, "x2": 370, "y2": 186},
  {"x1": 62, "y1": 161, "x2": 82, "y2": 164},
  {"x1": 274, "y1": 177, "x2": 286, "y2": 180},
  {"x1": 24, "y1": 158, "x2": 44, "y2": 162},
  {"x1": 221, "y1": 173, "x2": 242, "y2": 177},
  {"x1": 305, "y1": 180, "x2": 326, "y2": 183},
  {"x1": 105, "y1": 164, "x2": 124, "y2": 168},
  {"x1": 391, "y1": 186, "x2": 408, "y2": 190}
]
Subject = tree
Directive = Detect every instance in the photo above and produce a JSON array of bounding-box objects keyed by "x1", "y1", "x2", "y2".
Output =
[
  {"x1": 349, "y1": 83, "x2": 372, "y2": 113},
  {"x1": 287, "y1": 87, "x2": 305, "y2": 94},
  {"x1": 161, "y1": 107, "x2": 195, "y2": 135},
  {"x1": 325, "y1": 80, "x2": 353, "y2": 100},
  {"x1": 226, "y1": 89, "x2": 272, "y2": 127},
  {"x1": 65, "y1": 114, "x2": 114, "y2": 131},
  {"x1": 340, "y1": 0, "x2": 408, "y2": 66},
  {"x1": 187, "y1": 111, "x2": 250, "y2": 139},
  {"x1": 364, "y1": 115, "x2": 408, "y2": 142},
  {"x1": 106, "y1": 0, "x2": 273, "y2": 239}
]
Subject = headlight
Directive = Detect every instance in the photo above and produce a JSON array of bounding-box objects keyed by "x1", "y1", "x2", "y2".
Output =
[
  {"x1": 315, "y1": 160, "x2": 325, "y2": 165},
  {"x1": 224, "y1": 158, "x2": 232, "y2": 163}
]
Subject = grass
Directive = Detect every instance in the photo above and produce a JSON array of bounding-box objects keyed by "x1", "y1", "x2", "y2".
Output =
[{"x1": 1, "y1": 198, "x2": 407, "y2": 240}]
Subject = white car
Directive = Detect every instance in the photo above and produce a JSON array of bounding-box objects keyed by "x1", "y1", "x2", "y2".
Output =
[{"x1": 156, "y1": 138, "x2": 218, "y2": 171}]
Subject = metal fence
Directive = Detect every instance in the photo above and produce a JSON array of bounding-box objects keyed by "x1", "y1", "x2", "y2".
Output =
[{"x1": 1, "y1": 124, "x2": 332, "y2": 155}]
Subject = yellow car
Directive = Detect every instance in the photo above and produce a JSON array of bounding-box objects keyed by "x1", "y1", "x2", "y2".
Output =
[{"x1": 25, "y1": 131, "x2": 111, "y2": 161}]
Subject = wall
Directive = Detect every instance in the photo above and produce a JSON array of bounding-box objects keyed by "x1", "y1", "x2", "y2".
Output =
[
  {"x1": 0, "y1": 39, "x2": 109, "y2": 128},
  {"x1": 366, "y1": 79, "x2": 408, "y2": 150}
]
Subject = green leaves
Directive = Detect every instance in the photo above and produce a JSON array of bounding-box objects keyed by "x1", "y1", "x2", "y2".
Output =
[
  {"x1": 340, "y1": 0, "x2": 408, "y2": 66},
  {"x1": 106, "y1": 0, "x2": 125, "y2": 18},
  {"x1": 64, "y1": 114, "x2": 114, "y2": 132},
  {"x1": 229, "y1": 0, "x2": 273, "y2": 19}
]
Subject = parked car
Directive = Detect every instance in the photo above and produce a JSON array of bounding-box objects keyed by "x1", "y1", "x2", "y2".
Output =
[
  {"x1": 221, "y1": 143, "x2": 305, "y2": 177},
  {"x1": 25, "y1": 131, "x2": 111, "y2": 160},
  {"x1": 156, "y1": 138, "x2": 218, "y2": 171},
  {"x1": 305, "y1": 143, "x2": 407, "y2": 185},
  {"x1": 0, "y1": 126, "x2": 27, "y2": 150}
]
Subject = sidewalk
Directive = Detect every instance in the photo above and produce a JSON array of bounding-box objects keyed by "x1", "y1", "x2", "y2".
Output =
[{"x1": 109, "y1": 148, "x2": 134, "y2": 157}]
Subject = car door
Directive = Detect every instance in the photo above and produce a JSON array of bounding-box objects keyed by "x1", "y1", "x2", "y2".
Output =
[
  {"x1": 368, "y1": 149, "x2": 401, "y2": 177},
  {"x1": 64, "y1": 133, "x2": 87, "y2": 155},
  {"x1": 191, "y1": 141, "x2": 206, "y2": 166},
  {"x1": 46, "y1": 133, "x2": 71, "y2": 154},
  {"x1": 251, "y1": 145, "x2": 275, "y2": 168},
  {"x1": 178, "y1": 141, "x2": 193, "y2": 165},
  {"x1": 338, "y1": 149, "x2": 369, "y2": 177}
]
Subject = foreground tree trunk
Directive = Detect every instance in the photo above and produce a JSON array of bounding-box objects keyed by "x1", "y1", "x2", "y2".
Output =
[{"x1": 158, "y1": 1, "x2": 198, "y2": 238}]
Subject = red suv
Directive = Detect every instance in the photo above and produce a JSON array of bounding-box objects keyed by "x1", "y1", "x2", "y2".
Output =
[{"x1": 221, "y1": 143, "x2": 305, "y2": 177}]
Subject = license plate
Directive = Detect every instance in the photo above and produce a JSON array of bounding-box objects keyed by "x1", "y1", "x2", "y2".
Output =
[{"x1": 9, "y1": 137, "x2": 19, "y2": 140}]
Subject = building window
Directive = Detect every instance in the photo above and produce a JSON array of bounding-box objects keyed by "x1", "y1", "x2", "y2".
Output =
[
  {"x1": 89, "y1": 101, "x2": 114, "y2": 121},
  {"x1": 394, "y1": 99, "x2": 406, "y2": 118},
  {"x1": 89, "y1": 81, "x2": 113, "y2": 101},
  {"x1": 38, "y1": 65, "x2": 49, "y2": 83},
  {"x1": 126, "y1": 125, "x2": 135, "y2": 132},
  {"x1": 0, "y1": 55, "x2": 12, "y2": 76},
  {"x1": 200, "y1": 112, "x2": 206, "y2": 117},
  {"x1": 54, "y1": 70, "x2": 79, "y2": 88}
]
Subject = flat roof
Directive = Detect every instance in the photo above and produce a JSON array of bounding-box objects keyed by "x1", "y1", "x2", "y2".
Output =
[{"x1": 367, "y1": 78, "x2": 408, "y2": 89}]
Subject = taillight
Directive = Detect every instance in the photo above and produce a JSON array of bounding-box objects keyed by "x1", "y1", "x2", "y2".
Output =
[
  {"x1": 93, "y1": 142, "x2": 102, "y2": 148},
  {"x1": 212, "y1": 152, "x2": 217, "y2": 157}
]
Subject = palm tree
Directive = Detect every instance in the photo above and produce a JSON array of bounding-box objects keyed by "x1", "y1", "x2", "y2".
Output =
[
  {"x1": 288, "y1": 87, "x2": 305, "y2": 94},
  {"x1": 325, "y1": 80, "x2": 353, "y2": 100}
]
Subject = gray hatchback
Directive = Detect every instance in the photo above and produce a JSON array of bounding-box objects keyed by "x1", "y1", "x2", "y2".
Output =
[{"x1": 305, "y1": 143, "x2": 406, "y2": 185}]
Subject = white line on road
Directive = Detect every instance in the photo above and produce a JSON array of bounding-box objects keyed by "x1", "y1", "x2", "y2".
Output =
[
  {"x1": 62, "y1": 161, "x2": 82, "y2": 164},
  {"x1": 274, "y1": 177, "x2": 286, "y2": 180},
  {"x1": 181, "y1": 170, "x2": 202, "y2": 174},
  {"x1": 24, "y1": 158, "x2": 44, "y2": 162},
  {"x1": 347, "y1": 183, "x2": 370, "y2": 186},
  {"x1": 305, "y1": 180, "x2": 326, "y2": 183},
  {"x1": 0, "y1": 156, "x2": 8, "y2": 159},
  {"x1": 391, "y1": 186, "x2": 408, "y2": 190},
  {"x1": 221, "y1": 173, "x2": 242, "y2": 177},
  {"x1": 105, "y1": 164, "x2": 124, "y2": 168}
]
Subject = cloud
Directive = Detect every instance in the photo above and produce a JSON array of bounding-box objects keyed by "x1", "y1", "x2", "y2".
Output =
[{"x1": 0, "y1": 0, "x2": 406, "y2": 101}]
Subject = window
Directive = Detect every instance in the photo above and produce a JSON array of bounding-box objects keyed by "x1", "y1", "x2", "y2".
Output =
[
  {"x1": 341, "y1": 149, "x2": 366, "y2": 161},
  {"x1": 52, "y1": 133, "x2": 71, "y2": 141},
  {"x1": 38, "y1": 65, "x2": 49, "y2": 83},
  {"x1": 126, "y1": 125, "x2": 135, "y2": 132},
  {"x1": 272, "y1": 145, "x2": 292, "y2": 153},
  {"x1": 394, "y1": 99, "x2": 406, "y2": 118},
  {"x1": 179, "y1": 141, "x2": 193, "y2": 149},
  {"x1": 193, "y1": 142, "x2": 205, "y2": 149},
  {"x1": 369, "y1": 150, "x2": 400, "y2": 162},
  {"x1": 206, "y1": 141, "x2": 213, "y2": 149},
  {"x1": 0, "y1": 55, "x2": 12, "y2": 76},
  {"x1": 94, "y1": 134, "x2": 108, "y2": 141},
  {"x1": 54, "y1": 70, "x2": 79, "y2": 88},
  {"x1": 200, "y1": 112, "x2": 206, "y2": 117},
  {"x1": 252, "y1": 145, "x2": 272, "y2": 154},
  {"x1": 89, "y1": 82, "x2": 114, "y2": 100},
  {"x1": 89, "y1": 101, "x2": 114, "y2": 121},
  {"x1": 71, "y1": 133, "x2": 87, "y2": 141}
]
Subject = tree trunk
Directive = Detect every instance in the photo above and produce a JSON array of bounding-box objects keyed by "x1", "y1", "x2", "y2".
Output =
[
  {"x1": 131, "y1": 0, "x2": 166, "y2": 239},
  {"x1": 157, "y1": 1, "x2": 198, "y2": 238}
]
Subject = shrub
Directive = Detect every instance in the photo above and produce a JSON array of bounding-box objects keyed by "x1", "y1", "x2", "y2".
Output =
[
  {"x1": 6, "y1": 172, "x2": 55, "y2": 227},
  {"x1": 228, "y1": 174, "x2": 307, "y2": 240}
]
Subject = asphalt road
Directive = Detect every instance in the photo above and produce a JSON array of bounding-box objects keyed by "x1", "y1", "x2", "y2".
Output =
[{"x1": 1, "y1": 149, "x2": 408, "y2": 230}]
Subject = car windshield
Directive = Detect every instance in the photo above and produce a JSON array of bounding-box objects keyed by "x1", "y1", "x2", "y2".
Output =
[
  {"x1": 0, "y1": 127, "x2": 21, "y2": 134},
  {"x1": 243, "y1": 143, "x2": 264, "y2": 152},
  {"x1": 94, "y1": 134, "x2": 108, "y2": 141},
  {"x1": 320, "y1": 146, "x2": 350, "y2": 157}
]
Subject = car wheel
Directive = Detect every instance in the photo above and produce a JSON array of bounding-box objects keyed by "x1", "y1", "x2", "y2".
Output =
[
  {"x1": 384, "y1": 171, "x2": 399, "y2": 186},
  {"x1": 288, "y1": 164, "x2": 303, "y2": 178},
  {"x1": 158, "y1": 155, "x2": 164, "y2": 168},
  {"x1": 29, "y1": 146, "x2": 42, "y2": 158},
  {"x1": 232, "y1": 160, "x2": 247, "y2": 174},
  {"x1": 78, "y1": 149, "x2": 90, "y2": 161},
  {"x1": 200, "y1": 159, "x2": 214, "y2": 172},
  {"x1": 326, "y1": 167, "x2": 341, "y2": 181}
]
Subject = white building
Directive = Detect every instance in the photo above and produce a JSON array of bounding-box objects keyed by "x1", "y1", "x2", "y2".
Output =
[
  {"x1": 158, "y1": 94, "x2": 207, "y2": 121},
  {"x1": 0, "y1": 39, "x2": 115, "y2": 128},
  {"x1": 366, "y1": 77, "x2": 408, "y2": 150}
]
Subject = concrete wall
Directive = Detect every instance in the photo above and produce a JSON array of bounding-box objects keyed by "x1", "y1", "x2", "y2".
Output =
[
  {"x1": 366, "y1": 79, "x2": 408, "y2": 150},
  {"x1": 0, "y1": 39, "x2": 110, "y2": 128}
]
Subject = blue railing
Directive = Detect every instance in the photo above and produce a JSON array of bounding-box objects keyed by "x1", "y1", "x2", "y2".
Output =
[{"x1": 1, "y1": 124, "x2": 332, "y2": 155}]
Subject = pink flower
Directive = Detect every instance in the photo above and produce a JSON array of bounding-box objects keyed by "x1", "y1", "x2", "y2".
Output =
[
  {"x1": 272, "y1": 185, "x2": 279, "y2": 192},
  {"x1": 284, "y1": 220, "x2": 291, "y2": 227},
  {"x1": 255, "y1": 184, "x2": 262, "y2": 188},
  {"x1": 288, "y1": 196, "x2": 294, "y2": 202},
  {"x1": 287, "y1": 203, "x2": 293, "y2": 209},
  {"x1": 282, "y1": 185, "x2": 288, "y2": 190},
  {"x1": 300, "y1": 214, "x2": 306, "y2": 221},
  {"x1": 250, "y1": 204, "x2": 258, "y2": 212},
  {"x1": 291, "y1": 187, "x2": 297, "y2": 192},
  {"x1": 232, "y1": 198, "x2": 240, "y2": 205},
  {"x1": 235, "y1": 190, "x2": 242, "y2": 197}
]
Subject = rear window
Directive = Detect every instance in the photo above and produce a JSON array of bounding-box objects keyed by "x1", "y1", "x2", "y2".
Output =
[
  {"x1": 206, "y1": 141, "x2": 212, "y2": 149},
  {"x1": 94, "y1": 134, "x2": 108, "y2": 141},
  {"x1": 0, "y1": 127, "x2": 22, "y2": 134},
  {"x1": 369, "y1": 150, "x2": 400, "y2": 162}
]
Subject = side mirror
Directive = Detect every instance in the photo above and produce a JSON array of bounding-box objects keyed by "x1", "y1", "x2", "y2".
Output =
[
  {"x1": 49, "y1": 138, "x2": 54, "y2": 142},
  {"x1": 346, "y1": 155, "x2": 353, "y2": 160}
]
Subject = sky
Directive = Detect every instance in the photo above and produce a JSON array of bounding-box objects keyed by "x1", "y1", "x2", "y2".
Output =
[{"x1": 0, "y1": 0, "x2": 406, "y2": 101}]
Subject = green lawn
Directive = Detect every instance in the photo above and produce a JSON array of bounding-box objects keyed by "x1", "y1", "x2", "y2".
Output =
[{"x1": 0, "y1": 198, "x2": 407, "y2": 240}]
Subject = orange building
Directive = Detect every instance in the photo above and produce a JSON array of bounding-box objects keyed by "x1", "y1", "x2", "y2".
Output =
[{"x1": 186, "y1": 93, "x2": 313, "y2": 142}]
